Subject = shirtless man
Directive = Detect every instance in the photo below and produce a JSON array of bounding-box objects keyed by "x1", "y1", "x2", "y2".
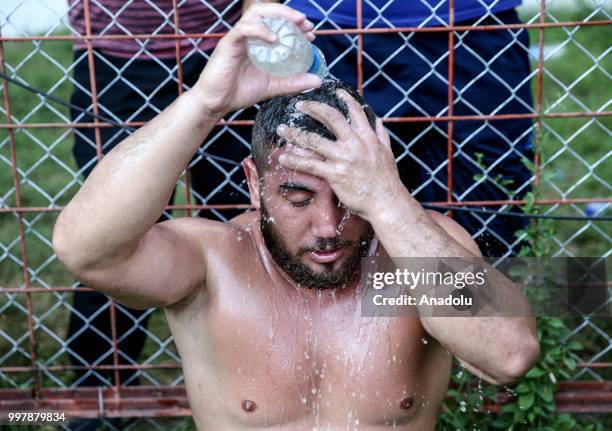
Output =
[{"x1": 53, "y1": 3, "x2": 540, "y2": 429}]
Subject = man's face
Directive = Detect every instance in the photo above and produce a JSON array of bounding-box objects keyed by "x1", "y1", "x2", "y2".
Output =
[{"x1": 258, "y1": 146, "x2": 374, "y2": 290}]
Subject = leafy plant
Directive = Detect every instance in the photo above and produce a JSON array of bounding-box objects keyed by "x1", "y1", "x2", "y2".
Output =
[
  {"x1": 437, "y1": 152, "x2": 597, "y2": 430},
  {"x1": 472, "y1": 152, "x2": 516, "y2": 198},
  {"x1": 437, "y1": 361, "x2": 498, "y2": 430},
  {"x1": 489, "y1": 317, "x2": 586, "y2": 430}
]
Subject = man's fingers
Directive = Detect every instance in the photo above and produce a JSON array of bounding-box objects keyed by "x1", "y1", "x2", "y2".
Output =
[
  {"x1": 304, "y1": 30, "x2": 315, "y2": 42},
  {"x1": 266, "y1": 74, "x2": 322, "y2": 98},
  {"x1": 336, "y1": 89, "x2": 372, "y2": 134},
  {"x1": 302, "y1": 19, "x2": 315, "y2": 34},
  {"x1": 375, "y1": 118, "x2": 391, "y2": 148},
  {"x1": 277, "y1": 125, "x2": 340, "y2": 160},
  {"x1": 296, "y1": 101, "x2": 353, "y2": 141},
  {"x1": 238, "y1": 20, "x2": 314, "y2": 45},
  {"x1": 235, "y1": 3, "x2": 314, "y2": 45},
  {"x1": 244, "y1": 2, "x2": 309, "y2": 29},
  {"x1": 233, "y1": 20, "x2": 278, "y2": 44},
  {"x1": 278, "y1": 153, "x2": 332, "y2": 179}
]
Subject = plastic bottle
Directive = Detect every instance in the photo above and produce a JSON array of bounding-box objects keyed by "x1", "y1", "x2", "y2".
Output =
[{"x1": 247, "y1": 17, "x2": 327, "y2": 78}]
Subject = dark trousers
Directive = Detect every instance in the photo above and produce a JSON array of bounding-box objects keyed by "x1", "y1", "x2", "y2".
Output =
[
  {"x1": 66, "y1": 49, "x2": 250, "y2": 385},
  {"x1": 313, "y1": 8, "x2": 534, "y2": 257}
]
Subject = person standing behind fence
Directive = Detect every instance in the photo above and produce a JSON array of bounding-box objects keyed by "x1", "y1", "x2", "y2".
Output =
[
  {"x1": 285, "y1": 0, "x2": 535, "y2": 258},
  {"x1": 65, "y1": 0, "x2": 258, "y2": 395}
]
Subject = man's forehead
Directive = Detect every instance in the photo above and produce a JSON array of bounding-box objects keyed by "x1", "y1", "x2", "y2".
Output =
[
  {"x1": 263, "y1": 146, "x2": 329, "y2": 189},
  {"x1": 275, "y1": 143, "x2": 325, "y2": 160}
]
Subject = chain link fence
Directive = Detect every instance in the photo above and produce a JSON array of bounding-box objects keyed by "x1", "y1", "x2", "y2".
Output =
[{"x1": 0, "y1": 0, "x2": 610, "y2": 429}]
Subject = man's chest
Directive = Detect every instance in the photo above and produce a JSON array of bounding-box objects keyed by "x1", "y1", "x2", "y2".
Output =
[{"x1": 185, "y1": 282, "x2": 451, "y2": 427}]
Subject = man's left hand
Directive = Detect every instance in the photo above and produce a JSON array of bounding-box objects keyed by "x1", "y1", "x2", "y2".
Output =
[{"x1": 276, "y1": 89, "x2": 404, "y2": 220}]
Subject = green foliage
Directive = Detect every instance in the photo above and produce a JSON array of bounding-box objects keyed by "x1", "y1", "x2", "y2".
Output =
[
  {"x1": 437, "y1": 362, "x2": 499, "y2": 430},
  {"x1": 514, "y1": 193, "x2": 556, "y2": 259},
  {"x1": 488, "y1": 317, "x2": 585, "y2": 431},
  {"x1": 437, "y1": 145, "x2": 598, "y2": 429},
  {"x1": 472, "y1": 152, "x2": 516, "y2": 198},
  {"x1": 436, "y1": 203, "x2": 592, "y2": 430}
]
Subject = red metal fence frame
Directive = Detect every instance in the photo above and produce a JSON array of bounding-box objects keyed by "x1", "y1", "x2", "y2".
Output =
[{"x1": 0, "y1": 0, "x2": 610, "y2": 419}]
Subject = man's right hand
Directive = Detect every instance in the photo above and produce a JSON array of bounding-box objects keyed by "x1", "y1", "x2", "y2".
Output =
[{"x1": 194, "y1": 2, "x2": 322, "y2": 118}]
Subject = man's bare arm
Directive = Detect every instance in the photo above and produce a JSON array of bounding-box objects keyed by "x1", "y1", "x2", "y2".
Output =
[
  {"x1": 53, "y1": 3, "x2": 321, "y2": 309},
  {"x1": 276, "y1": 90, "x2": 540, "y2": 385},
  {"x1": 53, "y1": 89, "x2": 218, "y2": 309},
  {"x1": 363, "y1": 180, "x2": 539, "y2": 385},
  {"x1": 366, "y1": 166, "x2": 539, "y2": 386},
  {"x1": 418, "y1": 210, "x2": 540, "y2": 385}
]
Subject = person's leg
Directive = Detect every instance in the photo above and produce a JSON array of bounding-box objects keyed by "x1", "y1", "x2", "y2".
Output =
[
  {"x1": 439, "y1": 9, "x2": 534, "y2": 257},
  {"x1": 381, "y1": 11, "x2": 534, "y2": 257},
  {"x1": 66, "y1": 288, "x2": 114, "y2": 386}
]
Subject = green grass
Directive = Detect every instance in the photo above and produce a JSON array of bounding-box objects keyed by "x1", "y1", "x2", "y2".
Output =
[
  {"x1": 0, "y1": 7, "x2": 610, "y2": 429},
  {"x1": 527, "y1": 13, "x2": 612, "y2": 258}
]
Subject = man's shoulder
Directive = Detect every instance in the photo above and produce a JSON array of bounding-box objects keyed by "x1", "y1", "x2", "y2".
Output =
[
  {"x1": 158, "y1": 211, "x2": 259, "y2": 244},
  {"x1": 425, "y1": 210, "x2": 481, "y2": 256},
  {"x1": 157, "y1": 215, "x2": 228, "y2": 237},
  {"x1": 160, "y1": 212, "x2": 261, "y2": 311}
]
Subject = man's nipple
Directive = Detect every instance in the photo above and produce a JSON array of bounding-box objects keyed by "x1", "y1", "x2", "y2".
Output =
[
  {"x1": 242, "y1": 399, "x2": 257, "y2": 412},
  {"x1": 399, "y1": 397, "x2": 413, "y2": 410}
]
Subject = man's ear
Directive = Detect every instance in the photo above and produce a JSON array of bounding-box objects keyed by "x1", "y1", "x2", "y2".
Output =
[{"x1": 243, "y1": 158, "x2": 261, "y2": 209}]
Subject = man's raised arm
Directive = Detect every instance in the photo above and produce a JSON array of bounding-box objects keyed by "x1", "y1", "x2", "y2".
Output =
[
  {"x1": 53, "y1": 3, "x2": 321, "y2": 309},
  {"x1": 275, "y1": 90, "x2": 540, "y2": 385}
]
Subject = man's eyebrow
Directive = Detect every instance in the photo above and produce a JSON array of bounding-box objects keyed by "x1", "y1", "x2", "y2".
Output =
[{"x1": 279, "y1": 182, "x2": 314, "y2": 193}]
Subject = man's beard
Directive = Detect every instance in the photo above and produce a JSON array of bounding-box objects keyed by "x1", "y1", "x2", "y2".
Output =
[{"x1": 260, "y1": 204, "x2": 374, "y2": 290}]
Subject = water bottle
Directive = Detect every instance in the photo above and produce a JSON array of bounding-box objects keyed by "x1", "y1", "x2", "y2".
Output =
[{"x1": 247, "y1": 17, "x2": 327, "y2": 78}]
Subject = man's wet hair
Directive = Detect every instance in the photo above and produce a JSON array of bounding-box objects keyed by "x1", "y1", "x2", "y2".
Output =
[{"x1": 251, "y1": 79, "x2": 377, "y2": 174}]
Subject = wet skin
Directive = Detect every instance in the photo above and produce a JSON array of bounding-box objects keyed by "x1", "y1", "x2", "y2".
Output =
[
  {"x1": 164, "y1": 151, "x2": 453, "y2": 430},
  {"x1": 165, "y1": 211, "x2": 452, "y2": 431}
]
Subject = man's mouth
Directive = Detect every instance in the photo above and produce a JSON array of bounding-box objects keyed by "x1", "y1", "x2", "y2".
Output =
[{"x1": 309, "y1": 246, "x2": 345, "y2": 264}]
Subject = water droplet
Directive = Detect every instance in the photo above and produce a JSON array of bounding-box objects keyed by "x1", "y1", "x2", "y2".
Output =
[{"x1": 335, "y1": 210, "x2": 351, "y2": 235}]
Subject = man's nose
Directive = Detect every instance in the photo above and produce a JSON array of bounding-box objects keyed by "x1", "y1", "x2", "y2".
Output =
[{"x1": 311, "y1": 201, "x2": 344, "y2": 238}]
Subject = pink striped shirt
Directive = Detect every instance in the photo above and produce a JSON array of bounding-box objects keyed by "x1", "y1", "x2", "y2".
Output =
[{"x1": 69, "y1": 0, "x2": 241, "y2": 59}]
